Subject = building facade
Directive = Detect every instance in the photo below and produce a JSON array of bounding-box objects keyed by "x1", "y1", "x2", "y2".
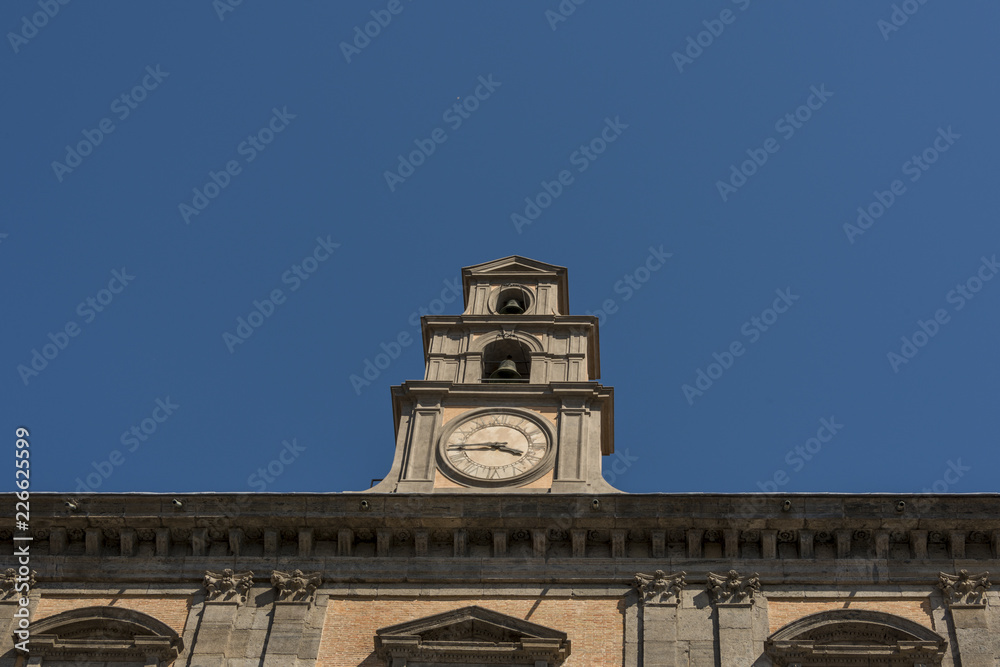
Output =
[{"x1": 3, "y1": 256, "x2": 998, "y2": 666}]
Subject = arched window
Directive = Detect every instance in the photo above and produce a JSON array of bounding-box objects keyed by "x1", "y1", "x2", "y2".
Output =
[
  {"x1": 765, "y1": 609, "x2": 947, "y2": 666},
  {"x1": 22, "y1": 606, "x2": 183, "y2": 666},
  {"x1": 482, "y1": 338, "x2": 531, "y2": 383}
]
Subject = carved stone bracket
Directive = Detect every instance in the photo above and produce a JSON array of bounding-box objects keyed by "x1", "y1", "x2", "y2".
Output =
[
  {"x1": 271, "y1": 569, "x2": 322, "y2": 603},
  {"x1": 938, "y1": 569, "x2": 990, "y2": 606},
  {"x1": 0, "y1": 567, "x2": 36, "y2": 599},
  {"x1": 203, "y1": 569, "x2": 254, "y2": 605},
  {"x1": 707, "y1": 570, "x2": 761, "y2": 605},
  {"x1": 633, "y1": 570, "x2": 685, "y2": 605}
]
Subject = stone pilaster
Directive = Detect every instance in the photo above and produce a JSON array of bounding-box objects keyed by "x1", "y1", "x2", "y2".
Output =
[
  {"x1": 0, "y1": 573, "x2": 38, "y2": 667},
  {"x1": 707, "y1": 570, "x2": 761, "y2": 665},
  {"x1": 263, "y1": 570, "x2": 325, "y2": 667},
  {"x1": 551, "y1": 397, "x2": 589, "y2": 492},
  {"x1": 939, "y1": 570, "x2": 992, "y2": 666},
  {"x1": 187, "y1": 600, "x2": 240, "y2": 666},
  {"x1": 634, "y1": 570, "x2": 685, "y2": 667}
]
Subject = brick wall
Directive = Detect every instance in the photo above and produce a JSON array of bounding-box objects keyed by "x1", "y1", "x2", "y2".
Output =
[
  {"x1": 33, "y1": 595, "x2": 191, "y2": 634},
  {"x1": 767, "y1": 598, "x2": 933, "y2": 634},
  {"x1": 318, "y1": 597, "x2": 622, "y2": 666}
]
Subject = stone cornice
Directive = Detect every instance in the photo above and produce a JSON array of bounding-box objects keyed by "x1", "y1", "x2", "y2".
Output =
[{"x1": 6, "y1": 494, "x2": 999, "y2": 583}]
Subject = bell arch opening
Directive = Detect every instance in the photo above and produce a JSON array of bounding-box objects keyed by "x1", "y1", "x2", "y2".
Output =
[{"x1": 482, "y1": 339, "x2": 531, "y2": 383}]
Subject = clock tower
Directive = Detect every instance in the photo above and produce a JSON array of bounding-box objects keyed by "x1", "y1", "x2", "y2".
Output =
[{"x1": 370, "y1": 256, "x2": 617, "y2": 493}]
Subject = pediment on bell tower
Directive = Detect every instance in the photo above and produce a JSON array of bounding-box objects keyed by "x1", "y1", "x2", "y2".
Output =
[{"x1": 462, "y1": 255, "x2": 570, "y2": 316}]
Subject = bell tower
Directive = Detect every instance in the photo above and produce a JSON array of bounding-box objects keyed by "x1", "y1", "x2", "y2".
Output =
[{"x1": 370, "y1": 256, "x2": 616, "y2": 493}]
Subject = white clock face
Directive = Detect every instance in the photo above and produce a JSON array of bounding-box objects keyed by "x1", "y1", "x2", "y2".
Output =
[{"x1": 442, "y1": 412, "x2": 550, "y2": 484}]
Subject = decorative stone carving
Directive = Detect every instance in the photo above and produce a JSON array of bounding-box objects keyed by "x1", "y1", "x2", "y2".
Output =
[
  {"x1": 766, "y1": 609, "x2": 947, "y2": 665},
  {"x1": 271, "y1": 569, "x2": 322, "y2": 603},
  {"x1": 25, "y1": 606, "x2": 184, "y2": 664},
  {"x1": 1, "y1": 567, "x2": 36, "y2": 598},
  {"x1": 707, "y1": 570, "x2": 761, "y2": 605},
  {"x1": 633, "y1": 570, "x2": 685, "y2": 605},
  {"x1": 938, "y1": 569, "x2": 991, "y2": 606},
  {"x1": 203, "y1": 569, "x2": 254, "y2": 605}
]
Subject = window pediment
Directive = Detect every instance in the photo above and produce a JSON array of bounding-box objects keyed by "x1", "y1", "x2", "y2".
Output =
[
  {"x1": 765, "y1": 609, "x2": 946, "y2": 666},
  {"x1": 375, "y1": 605, "x2": 570, "y2": 665},
  {"x1": 24, "y1": 606, "x2": 183, "y2": 665}
]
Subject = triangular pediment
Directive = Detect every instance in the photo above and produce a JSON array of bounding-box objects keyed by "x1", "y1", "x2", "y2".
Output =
[
  {"x1": 462, "y1": 255, "x2": 567, "y2": 276},
  {"x1": 460, "y1": 256, "x2": 571, "y2": 316},
  {"x1": 375, "y1": 605, "x2": 570, "y2": 664},
  {"x1": 377, "y1": 604, "x2": 566, "y2": 641}
]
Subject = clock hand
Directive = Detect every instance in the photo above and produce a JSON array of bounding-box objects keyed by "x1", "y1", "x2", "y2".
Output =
[
  {"x1": 496, "y1": 446, "x2": 523, "y2": 455},
  {"x1": 448, "y1": 443, "x2": 509, "y2": 451},
  {"x1": 448, "y1": 441, "x2": 509, "y2": 450}
]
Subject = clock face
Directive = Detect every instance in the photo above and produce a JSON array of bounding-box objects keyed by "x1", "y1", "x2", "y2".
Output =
[{"x1": 440, "y1": 411, "x2": 551, "y2": 485}]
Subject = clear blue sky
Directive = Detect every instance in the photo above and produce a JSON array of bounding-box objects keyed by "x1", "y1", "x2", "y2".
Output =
[{"x1": 4, "y1": 2, "x2": 998, "y2": 495}]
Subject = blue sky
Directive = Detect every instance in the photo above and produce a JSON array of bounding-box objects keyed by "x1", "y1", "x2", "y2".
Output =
[{"x1": 4, "y1": 2, "x2": 998, "y2": 495}]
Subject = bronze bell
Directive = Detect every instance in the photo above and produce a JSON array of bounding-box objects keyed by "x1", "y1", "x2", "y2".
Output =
[
  {"x1": 490, "y1": 356, "x2": 520, "y2": 379},
  {"x1": 499, "y1": 298, "x2": 524, "y2": 314}
]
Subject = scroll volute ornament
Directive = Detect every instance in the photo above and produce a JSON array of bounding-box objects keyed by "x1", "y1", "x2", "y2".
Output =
[
  {"x1": 707, "y1": 569, "x2": 761, "y2": 605},
  {"x1": 633, "y1": 570, "x2": 686, "y2": 605},
  {"x1": 271, "y1": 569, "x2": 322, "y2": 603},
  {"x1": 938, "y1": 569, "x2": 991, "y2": 606},
  {"x1": 203, "y1": 569, "x2": 254, "y2": 605}
]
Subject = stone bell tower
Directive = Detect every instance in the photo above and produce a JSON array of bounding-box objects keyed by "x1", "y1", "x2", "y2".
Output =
[{"x1": 371, "y1": 256, "x2": 617, "y2": 493}]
